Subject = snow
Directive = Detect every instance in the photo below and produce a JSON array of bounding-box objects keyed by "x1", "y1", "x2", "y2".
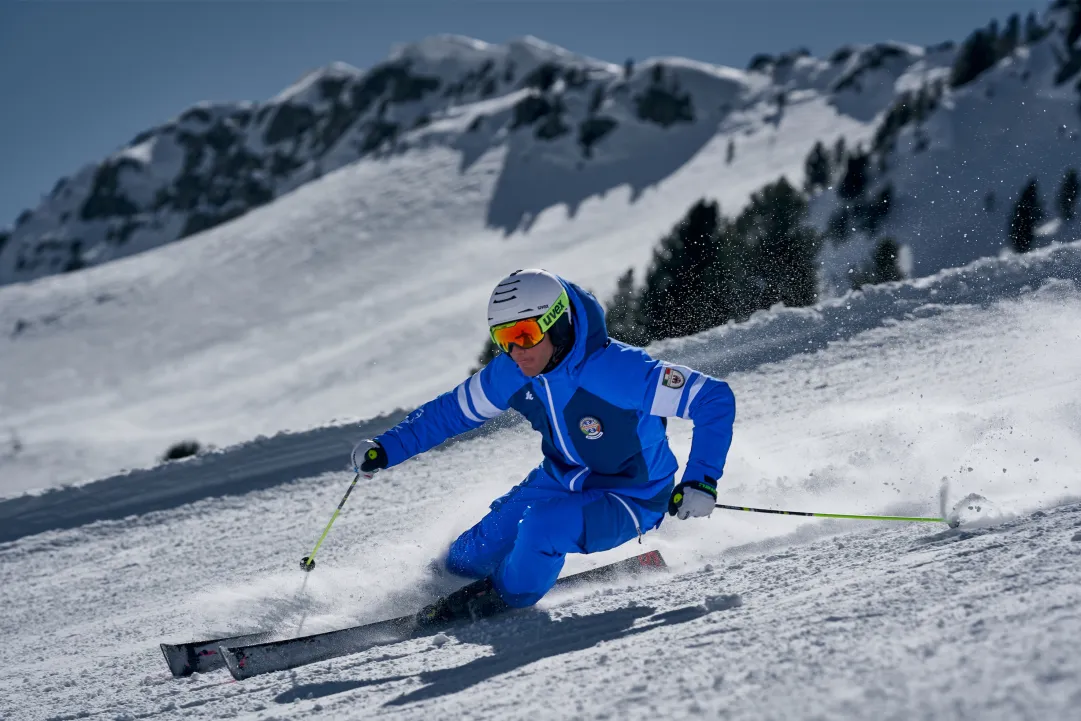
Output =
[
  {"x1": 946, "y1": 492, "x2": 1010, "y2": 527},
  {"x1": 391, "y1": 34, "x2": 612, "y2": 72},
  {"x1": 1037, "y1": 217, "x2": 1062, "y2": 236},
  {"x1": 117, "y1": 137, "x2": 155, "y2": 166},
  {"x1": 1, "y1": 231, "x2": 1080, "y2": 719}
]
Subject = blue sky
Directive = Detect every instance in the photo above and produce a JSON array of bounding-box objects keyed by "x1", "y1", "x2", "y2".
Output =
[{"x1": 0, "y1": 0, "x2": 1050, "y2": 227}]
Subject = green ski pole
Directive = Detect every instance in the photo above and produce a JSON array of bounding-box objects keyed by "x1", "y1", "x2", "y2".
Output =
[
  {"x1": 714, "y1": 503, "x2": 958, "y2": 528},
  {"x1": 300, "y1": 471, "x2": 370, "y2": 572}
]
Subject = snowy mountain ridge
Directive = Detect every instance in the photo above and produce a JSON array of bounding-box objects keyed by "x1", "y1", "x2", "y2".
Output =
[
  {"x1": 812, "y1": 3, "x2": 1081, "y2": 286},
  {"x1": 0, "y1": 31, "x2": 936, "y2": 286}
]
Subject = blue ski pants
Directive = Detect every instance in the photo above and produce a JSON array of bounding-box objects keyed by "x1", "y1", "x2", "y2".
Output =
[{"x1": 444, "y1": 466, "x2": 668, "y2": 607}]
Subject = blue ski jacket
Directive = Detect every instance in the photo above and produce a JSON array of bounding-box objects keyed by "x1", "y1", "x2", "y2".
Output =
[{"x1": 374, "y1": 276, "x2": 736, "y2": 513}]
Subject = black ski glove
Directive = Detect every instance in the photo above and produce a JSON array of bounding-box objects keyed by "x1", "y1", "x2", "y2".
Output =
[
  {"x1": 351, "y1": 439, "x2": 388, "y2": 474},
  {"x1": 668, "y1": 478, "x2": 718, "y2": 519}
]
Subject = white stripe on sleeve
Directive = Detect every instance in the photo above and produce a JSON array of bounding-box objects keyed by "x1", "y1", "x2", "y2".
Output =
[
  {"x1": 650, "y1": 363, "x2": 693, "y2": 417},
  {"x1": 468, "y1": 373, "x2": 503, "y2": 419},
  {"x1": 681, "y1": 375, "x2": 708, "y2": 419},
  {"x1": 456, "y1": 383, "x2": 483, "y2": 423}
]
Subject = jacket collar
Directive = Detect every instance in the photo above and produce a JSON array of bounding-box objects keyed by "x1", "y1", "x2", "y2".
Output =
[{"x1": 538, "y1": 278, "x2": 608, "y2": 381}]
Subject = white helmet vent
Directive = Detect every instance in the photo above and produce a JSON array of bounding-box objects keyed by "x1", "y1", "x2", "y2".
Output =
[{"x1": 487, "y1": 269, "x2": 566, "y2": 326}]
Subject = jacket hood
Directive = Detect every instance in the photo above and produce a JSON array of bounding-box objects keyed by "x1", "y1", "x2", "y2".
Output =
[{"x1": 547, "y1": 277, "x2": 609, "y2": 377}]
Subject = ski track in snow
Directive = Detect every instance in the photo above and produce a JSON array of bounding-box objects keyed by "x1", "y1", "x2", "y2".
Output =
[
  {"x1": 2, "y1": 250, "x2": 1080, "y2": 720},
  {"x1": 3, "y1": 502, "x2": 1079, "y2": 721}
]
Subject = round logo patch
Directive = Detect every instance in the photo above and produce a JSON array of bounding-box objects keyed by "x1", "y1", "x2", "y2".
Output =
[
  {"x1": 579, "y1": 416, "x2": 604, "y2": 440},
  {"x1": 662, "y1": 367, "x2": 686, "y2": 389}
]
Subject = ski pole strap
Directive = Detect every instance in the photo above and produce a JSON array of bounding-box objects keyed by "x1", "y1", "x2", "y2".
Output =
[
  {"x1": 714, "y1": 503, "x2": 947, "y2": 524},
  {"x1": 305, "y1": 472, "x2": 369, "y2": 566}
]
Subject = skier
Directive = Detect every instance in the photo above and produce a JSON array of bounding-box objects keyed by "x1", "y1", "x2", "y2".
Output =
[{"x1": 351, "y1": 268, "x2": 736, "y2": 625}]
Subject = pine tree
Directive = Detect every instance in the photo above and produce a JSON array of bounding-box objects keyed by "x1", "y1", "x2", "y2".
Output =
[
  {"x1": 639, "y1": 199, "x2": 722, "y2": 340},
  {"x1": 1009, "y1": 178, "x2": 1043, "y2": 253},
  {"x1": 833, "y1": 137, "x2": 847, "y2": 166},
  {"x1": 589, "y1": 85, "x2": 605, "y2": 115},
  {"x1": 1068, "y1": 1, "x2": 1081, "y2": 48},
  {"x1": 803, "y1": 141, "x2": 832, "y2": 192},
  {"x1": 853, "y1": 237, "x2": 904, "y2": 290},
  {"x1": 838, "y1": 150, "x2": 870, "y2": 200},
  {"x1": 873, "y1": 91, "x2": 914, "y2": 153},
  {"x1": 605, "y1": 268, "x2": 650, "y2": 346},
  {"x1": 726, "y1": 138, "x2": 735, "y2": 164},
  {"x1": 634, "y1": 180, "x2": 824, "y2": 342},
  {"x1": 871, "y1": 237, "x2": 904, "y2": 284},
  {"x1": 707, "y1": 218, "x2": 757, "y2": 325},
  {"x1": 1059, "y1": 168, "x2": 1080, "y2": 221},
  {"x1": 860, "y1": 184, "x2": 893, "y2": 234},
  {"x1": 999, "y1": 13, "x2": 1020, "y2": 57},
  {"x1": 950, "y1": 28, "x2": 998, "y2": 88},
  {"x1": 736, "y1": 178, "x2": 820, "y2": 310},
  {"x1": 827, "y1": 206, "x2": 851, "y2": 242},
  {"x1": 1024, "y1": 12, "x2": 1045, "y2": 44}
]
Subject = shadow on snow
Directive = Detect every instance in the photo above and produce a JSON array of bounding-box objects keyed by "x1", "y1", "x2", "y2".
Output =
[{"x1": 274, "y1": 602, "x2": 721, "y2": 707}]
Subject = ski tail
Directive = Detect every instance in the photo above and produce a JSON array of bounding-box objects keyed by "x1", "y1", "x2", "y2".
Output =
[
  {"x1": 217, "y1": 549, "x2": 667, "y2": 680},
  {"x1": 159, "y1": 631, "x2": 275, "y2": 677},
  {"x1": 220, "y1": 614, "x2": 417, "y2": 681}
]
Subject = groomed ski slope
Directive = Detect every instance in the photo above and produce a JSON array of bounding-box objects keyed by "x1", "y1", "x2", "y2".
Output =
[{"x1": 2, "y1": 241, "x2": 1080, "y2": 720}]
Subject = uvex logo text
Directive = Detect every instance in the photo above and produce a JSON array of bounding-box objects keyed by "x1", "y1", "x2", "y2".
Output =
[{"x1": 540, "y1": 298, "x2": 565, "y2": 328}]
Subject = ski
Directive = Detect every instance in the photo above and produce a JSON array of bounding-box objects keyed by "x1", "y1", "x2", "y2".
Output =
[
  {"x1": 217, "y1": 549, "x2": 666, "y2": 680},
  {"x1": 160, "y1": 630, "x2": 275, "y2": 678}
]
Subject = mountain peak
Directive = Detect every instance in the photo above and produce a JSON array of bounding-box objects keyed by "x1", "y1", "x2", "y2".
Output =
[
  {"x1": 388, "y1": 33, "x2": 498, "y2": 63},
  {"x1": 389, "y1": 33, "x2": 613, "y2": 73},
  {"x1": 271, "y1": 61, "x2": 364, "y2": 105}
]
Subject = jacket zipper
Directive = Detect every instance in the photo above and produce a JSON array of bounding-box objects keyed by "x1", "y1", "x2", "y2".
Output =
[{"x1": 538, "y1": 376, "x2": 578, "y2": 467}]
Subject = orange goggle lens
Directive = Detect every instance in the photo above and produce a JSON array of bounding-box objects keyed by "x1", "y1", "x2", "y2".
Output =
[{"x1": 490, "y1": 318, "x2": 545, "y2": 352}]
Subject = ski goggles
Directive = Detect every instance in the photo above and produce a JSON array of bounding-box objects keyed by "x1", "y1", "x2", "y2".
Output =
[{"x1": 489, "y1": 289, "x2": 570, "y2": 352}]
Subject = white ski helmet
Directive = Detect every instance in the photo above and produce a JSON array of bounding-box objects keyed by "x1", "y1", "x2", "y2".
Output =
[{"x1": 487, "y1": 268, "x2": 569, "y2": 327}]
